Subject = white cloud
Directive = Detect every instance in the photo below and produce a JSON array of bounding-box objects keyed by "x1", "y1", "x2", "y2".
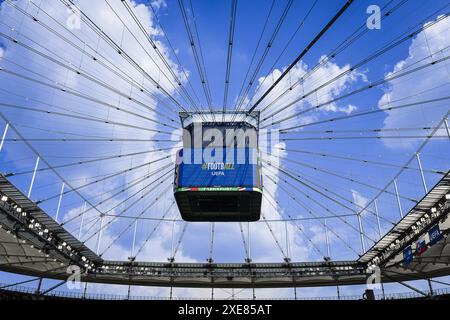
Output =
[
  {"x1": 252, "y1": 55, "x2": 367, "y2": 129},
  {"x1": 338, "y1": 104, "x2": 357, "y2": 115},
  {"x1": 378, "y1": 14, "x2": 450, "y2": 149},
  {"x1": 351, "y1": 189, "x2": 369, "y2": 216},
  {"x1": 0, "y1": 0, "x2": 192, "y2": 270}
]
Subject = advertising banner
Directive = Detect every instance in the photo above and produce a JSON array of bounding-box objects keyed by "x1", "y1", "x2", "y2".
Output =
[
  {"x1": 403, "y1": 245, "x2": 413, "y2": 265},
  {"x1": 428, "y1": 224, "x2": 442, "y2": 246},
  {"x1": 175, "y1": 148, "x2": 261, "y2": 188}
]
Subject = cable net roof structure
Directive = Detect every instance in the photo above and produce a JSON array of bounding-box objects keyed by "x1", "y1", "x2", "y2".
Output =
[{"x1": 0, "y1": 0, "x2": 449, "y2": 299}]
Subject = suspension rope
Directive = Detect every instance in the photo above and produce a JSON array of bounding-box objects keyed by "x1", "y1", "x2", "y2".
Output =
[
  {"x1": 81, "y1": 177, "x2": 174, "y2": 245},
  {"x1": 222, "y1": 0, "x2": 238, "y2": 111},
  {"x1": 354, "y1": 110, "x2": 450, "y2": 217},
  {"x1": 134, "y1": 201, "x2": 176, "y2": 259},
  {"x1": 0, "y1": 113, "x2": 106, "y2": 217},
  {"x1": 263, "y1": 192, "x2": 326, "y2": 259},
  {"x1": 233, "y1": 0, "x2": 275, "y2": 114},
  {"x1": 147, "y1": 0, "x2": 203, "y2": 107},
  {"x1": 244, "y1": 0, "x2": 318, "y2": 112},
  {"x1": 59, "y1": 0, "x2": 187, "y2": 112},
  {"x1": 263, "y1": 149, "x2": 419, "y2": 202},
  {"x1": 5, "y1": 147, "x2": 174, "y2": 177},
  {"x1": 238, "y1": 222, "x2": 250, "y2": 262},
  {"x1": 256, "y1": 0, "x2": 410, "y2": 115},
  {"x1": 178, "y1": 0, "x2": 214, "y2": 112},
  {"x1": 263, "y1": 163, "x2": 377, "y2": 244},
  {"x1": 118, "y1": 0, "x2": 200, "y2": 111},
  {"x1": 36, "y1": 156, "x2": 172, "y2": 206},
  {"x1": 263, "y1": 173, "x2": 361, "y2": 256},
  {"x1": 172, "y1": 222, "x2": 189, "y2": 261},
  {"x1": 277, "y1": 95, "x2": 450, "y2": 133},
  {"x1": 0, "y1": 67, "x2": 178, "y2": 128},
  {"x1": 233, "y1": 0, "x2": 294, "y2": 117},
  {"x1": 61, "y1": 166, "x2": 174, "y2": 226},
  {"x1": 3, "y1": 0, "x2": 179, "y2": 114},
  {"x1": 261, "y1": 212, "x2": 289, "y2": 261},
  {"x1": 264, "y1": 159, "x2": 394, "y2": 226},
  {"x1": 248, "y1": 0, "x2": 354, "y2": 113},
  {"x1": 99, "y1": 184, "x2": 173, "y2": 257},
  {"x1": 258, "y1": 5, "x2": 448, "y2": 120},
  {"x1": 261, "y1": 46, "x2": 450, "y2": 128}
]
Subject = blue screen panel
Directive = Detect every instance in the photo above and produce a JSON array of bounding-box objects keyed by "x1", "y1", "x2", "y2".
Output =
[{"x1": 175, "y1": 148, "x2": 261, "y2": 188}]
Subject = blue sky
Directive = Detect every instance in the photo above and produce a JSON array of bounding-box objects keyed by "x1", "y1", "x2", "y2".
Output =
[{"x1": 0, "y1": 0, "x2": 449, "y2": 299}]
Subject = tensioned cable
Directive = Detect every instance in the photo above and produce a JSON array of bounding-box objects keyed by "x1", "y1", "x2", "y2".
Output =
[
  {"x1": 277, "y1": 164, "x2": 395, "y2": 227},
  {"x1": 0, "y1": 2, "x2": 180, "y2": 119},
  {"x1": 260, "y1": 211, "x2": 289, "y2": 260},
  {"x1": 0, "y1": 67, "x2": 179, "y2": 129},
  {"x1": 99, "y1": 184, "x2": 173, "y2": 257},
  {"x1": 3, "y1": 0, "x2": 180, "y2": 115},
  {"x1": 37, "y1": 154, "x2": 173, "y2": 206},
  {"x1": 260, "y1": 18, "x2": 450, "y2": 126},
  {"x1": 238, "y1": 222, "x2": 250, "y2": 261},
  {"x1": 263, "y1": 157, "x2": 389, "y2": 232},
  {"x1": 257, "y1": 2, "x2": 446, "y2": 118},
  {"x1": 354, "y1": 110, "x2": 450, "y2": 219},
  {"x1": 263, "y1": 163, "x2": 378, "y2": 243},
  {"x1": 263, "y1": 149, "x2": 419, "y2": 202},
  {"x1": 60, "y1": 166, "x2": 174, "y2": 227},
  {"x1": 232, "y1": 0, "x2": 294, "y2": 119},
  {"x1": 133, "y1": 201, "x2": 176, "y2": 259},
  {"x1": 171, "y1": 222, "x2": 189, "y2": 261},
  {"x1": 242, "y1": 0, "x2": 319, "y2": 113},
  {"x1": 279, "y1": 135, "x2": 449, "y2": 141},
  {"x1": 281, "y1": 126, "x2": 441, "y2": 135},
  {"x1": 248, "y1": 0, "x2": 354, "y2": 113},
  {"x1": 147, "y1": 0, "x2": 203, "y2": 107},
  {"x1": 233, "y1": 0, "x2": 275, "y2": 115},
  {"x1": 81, "y1": 175, "x2": 174, "y2": 245},
  {"x1": 0, "y1": 113, "x2": 106, "y2": 217},
  {"x1": 4, "y1": 147, "x2": 174, "y2": 177},
  {"x1": 60, "y1": 0, "x2": 187, "y2": 112},
  {"x1": 0, "y1": 34, "x2": 179, "y2": 127},
  {"x1": 263, "y1": 173, "x2": 361, "y2": 256},
  {"x1": 178, "y1": 0, "x2": 213, "y2": 113},
  {"x1": 63, "y1": 167, "x2": 174, "y2": 236},
  {"x1": 208, "y1": 222, "x2": 215, "y2": 262},
  {"x1": 2, "y1": 138, "x2": 178, "y2": 143},
  {"x1": 117, "y1": 0, "x2": 201, "y2": 112},
  {"x1": 189, "y1": 0, "x2": 213, "y2": 110},
  {"x1": 264, "y1": 159, "x2": 394, "y2": 227},
  {"x1": 12, "y1": 122, "x2": 165, "y2": 141},
  {"x1": 0, "y1": 102, "x2": 179, "y2": 136},
  {"x1": 63, "y1": 167, "x2": 173, "y2": 233},
  {"x1": 222, "y1": 0, "x2": 238, "y2": 112},
  {"x1": 100, "y1": 212, "x2": 359, "y2": 222},
  {"x1": 263, "y1": 192, "x2": 326, "y2": 259},
  {"x1": 256, "y1": 0, "x2": 410, "y2": 115},
  {"x1": 277, "y1": 95, "x2": 450, "y2": 132},
  {"x1": 262, "y1": 53, "x2": 450, "y2": 130}
]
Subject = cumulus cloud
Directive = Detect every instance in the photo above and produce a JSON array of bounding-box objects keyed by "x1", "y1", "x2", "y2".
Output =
[
  {"x1": 0, "y1": 0, "x2": 191, "y2": 268},
  {"x1": 378, "y1": 14, "x2": 450, "y2": 149},
  {"x1": 351, "y1": 189, "x2": 369, "y2": 216},
  {"x1": 251, "y1": 55, "x2": 366, "y2": 129}
]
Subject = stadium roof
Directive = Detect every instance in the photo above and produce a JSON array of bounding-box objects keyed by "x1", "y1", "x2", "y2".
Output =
[{"x1": 0, "y1": 173, "x2": 449, "y2": 288}]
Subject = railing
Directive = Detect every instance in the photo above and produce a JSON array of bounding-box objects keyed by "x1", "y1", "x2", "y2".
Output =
[{"x1": 1, "y1": 282, "x2": 448, "y2": 300}]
